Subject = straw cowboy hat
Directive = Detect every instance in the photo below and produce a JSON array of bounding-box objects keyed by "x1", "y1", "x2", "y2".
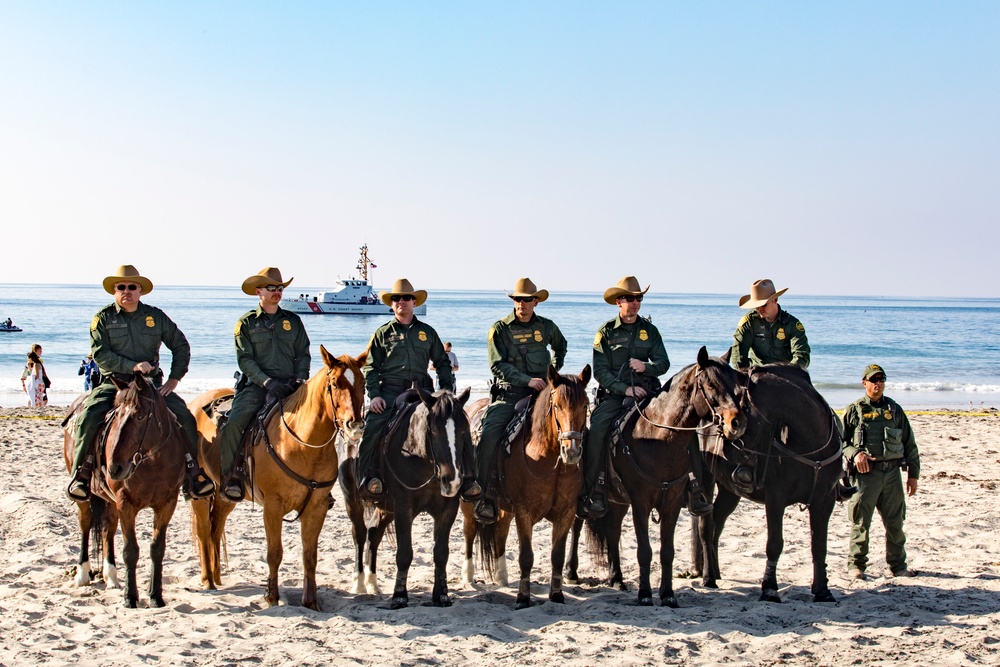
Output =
[
  {"x1": 504, "y1": 277, "x2": 549, "y2": 303},
  {"x1": 241, "y1": 267, "x2": 293, "y2": 295},
  {"x1": 379, "y1": 278, "x2": 427, "y2": 307},
  {"x1": 103, "y1": 265, "x2": 153, "y2": 295},
  {"x1": 738, "y1": 278, "x2": 788, "y2": 309},
  {"x1": 603, "y1": 276, "x2": 650, "y2": 305}
]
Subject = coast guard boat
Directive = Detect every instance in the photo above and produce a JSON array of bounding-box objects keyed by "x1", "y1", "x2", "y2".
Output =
[{"x1": 283, "y1": 245, "x2": 427, "y2": 316}]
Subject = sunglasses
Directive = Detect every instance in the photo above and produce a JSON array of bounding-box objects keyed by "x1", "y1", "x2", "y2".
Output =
[
  {"x1": 619, "y1": 295, "x2": 643, "y2": 303},
  {"x1": 115, "y1": 284, "x2": 139, "y2": 292},
  {"x1": 264, "y1": 285, "x2": 284, "y2": 293},
  {"x1": 512, "y1": 297, "x2": 536, "y2": 303},
  {"x1": 868, "y1": 376, "x2": 886, "y2": 383},
  {"x1": 391, "y1": 295, "x2": 415, "y2": 302}
]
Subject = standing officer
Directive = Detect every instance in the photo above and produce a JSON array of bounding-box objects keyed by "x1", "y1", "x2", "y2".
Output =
[
  {"x1": 730, "y1": 278, "x2": 810, "y2": 370},
  {"x1": 218, "y1": 267, "x2": 311, "y2": 501},
  {"x1": 357, "y1": 279, "x2": 478, "y2": 500},
  {"x1": 580, "y1": 276, "x2": 713, "y2": 519},
  {"x1": 474, "y1": 278, "x2": 567, "y2": 523},
  {"x1": 67, "y1": 265, "x2": 215, "y2": 501},
  {"x1": 843, "y1": 364, "x2": 920, "y2": 579}
]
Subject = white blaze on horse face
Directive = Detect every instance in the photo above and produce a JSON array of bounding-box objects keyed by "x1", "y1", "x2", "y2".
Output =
[
  {"x1": 444, "y1": 417, "x2": 461, "y2": 495},
  {"x1": 343, "y1": 368, "x2": 355, "y2": 387}
]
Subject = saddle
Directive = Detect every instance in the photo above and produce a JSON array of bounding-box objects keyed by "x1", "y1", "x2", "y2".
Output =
[
  {"x1": 202, "y1": 392, "x2": 286, "y2": 485},
  {"x1": 468, "y1": 395, "x2": 534, "y2": 456},
  {"x1": 379, "y1": 389, "x2": 423, "y2": 452}
]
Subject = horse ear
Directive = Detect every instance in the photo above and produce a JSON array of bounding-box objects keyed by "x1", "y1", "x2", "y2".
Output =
[
  {"x1": 719, "y1": 348, "x2": 731, "y2": 363},
  {"x1": 456, "y1": 386, "x2": 471, "y2": 407},
  {"x1": 697, "y1": 346, "x2": 710, "y2": 369},
  {"x1": 355, "y1": 348, "x2": 369, "y2": 367},
  {"x1": 320, "y1": 345, "x2": 337, "y2": 368},
  {"x1": 579, "y1": 364, "x2": 592, "y2": 386},
  {"x1": 418, "y1": 386, "x2": 436, "y2": 408},
  {"x1": 547, "y1": 365, "x2": 561, "y2": 387}
]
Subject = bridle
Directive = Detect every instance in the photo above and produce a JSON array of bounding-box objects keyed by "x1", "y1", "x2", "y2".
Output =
[
  {"x1": 518, "y1": 383, "x2": 586, "y2": 480},
  {"x1": 276, "y1": 372, "x2": 361, "y2": 449},
  {"x1": 635, "y1": 365, "x2": 735, "y2": 435},
  {"x1": 112, "y1": 386, "x2": 176, "y2": 478}
]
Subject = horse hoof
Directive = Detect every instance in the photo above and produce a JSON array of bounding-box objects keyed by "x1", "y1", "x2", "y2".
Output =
[
  {"x1": 617, "y1": 581, "x2": 629, "y2": 592},
  {"x1": 122, "y1": 597, "x2": 137, "y2": 609},
  {"x1": 265, "y1": 597, "x2": 280, "y2": 608},
  {"x1": 514, "y1": 598, "x2": 531, "y2": 610},
  {"x1": 434, "y1": 595, "x2": 453, "y2": 608},
  {"x1": 549, "y1": 591, "x2": 565, "y2": 604},
  {"x1": 304, "y1": 601, "x2": 320, "y2": 612},
  {"x1": 759, "y1": 589, "x2": 782, "y2": 603},
  {"x1": 389, "y1": 596, "x2": 408, "y2": 610},
  {"x1": 637, "y1": 596, "x2": 654, "y2": 607},
  {"x1": 662, "y1": 596, "x2": 679, "y2": 609},
  {"x1": 814, "y1": 591, "x2": 837, "y2": 603},
  {"x1": 150, "y1": 595, "x2": 166, "y2": 608},
  {"x1": 702, "y1": 579, "x2": 718, "y2": 589}
]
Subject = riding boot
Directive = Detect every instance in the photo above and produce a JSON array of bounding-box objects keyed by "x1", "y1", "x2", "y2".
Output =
[
  {"x1": 185, "y1": 454, "x2": 216, "y2": 500},
  {"x1": 222, "y1": 460, "x2": 246, "y2": 503},
  {"x1": 578, "y1": 472, "x2": 608, "y2": 520},
  {"x1": 687, "y1": 475, "x2": 713, "y2": 517},
  {"x1": 473, "y1": 462, "x2": 498, "y2": 524},
  {"x1": 460, "y1": 477, "x2": 482, "y2": 501},
  {"x1": 66, "y1": 456, "x2": 94, "y2": 501}
]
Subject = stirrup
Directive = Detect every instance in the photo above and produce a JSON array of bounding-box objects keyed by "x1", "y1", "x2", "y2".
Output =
[
  {"x1": 687, "y1": 488, "x2": 713, "y2": 517},
  {"x1": 188, "y1": 469, "x2": 216, "y2": 500},
  {"x1": 577, "y1": 494, "x2": 608, "y2": 520},
  {"x1": 460, "y1": 478, "x2": 482, "y2": 501},
  {"x1": 474, "y1": 498, "x2": 497, "y2": 524},
  {"x1": 360, "y1": 475, "x2": 384, "y2": 498},
  {"x1": 67, "y1": 477, "x2": 91, "y2": 502},
  {"x1": 732, "y1": 465, "x2": 754, "y2": 487}
]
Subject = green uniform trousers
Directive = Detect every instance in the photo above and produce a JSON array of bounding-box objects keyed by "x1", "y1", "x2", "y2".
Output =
[
  {"x1": 72, "y1": 383, "x2": 199, "y2": 472},
  {"x1": 356, "y1": 390, "x2": 402, "y2": 482},
  {"x1": 218, "y1": 384, "x2": 267, "y2": 477},
  {"x1": 476, "y1": 399, "x2": 518, "y2": 490},
  {"x1": 847, "y1": 465, "x2": 908, "y2": 573},
  {"x1": 582, "y1": 396, "x2": 624, "y2": 494}
]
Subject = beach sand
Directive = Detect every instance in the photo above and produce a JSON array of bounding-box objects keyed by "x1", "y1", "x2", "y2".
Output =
[{"x1": 1, "y1": 406, "x2": 998, "y2": 666}]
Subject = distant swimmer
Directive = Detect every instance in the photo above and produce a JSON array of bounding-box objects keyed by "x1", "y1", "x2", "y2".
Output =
[{"x1": 730, "y1": 278, "x2": 810, "y2": 370}]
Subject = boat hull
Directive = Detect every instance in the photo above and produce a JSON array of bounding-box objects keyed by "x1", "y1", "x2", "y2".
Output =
[{"x1": 283, "y1": 301, "x2": 427, "y2": 316}]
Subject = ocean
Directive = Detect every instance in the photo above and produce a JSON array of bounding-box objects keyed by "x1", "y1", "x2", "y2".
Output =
[{"x1": 2, "y1": 284, "x2": 999, "y2": 411}]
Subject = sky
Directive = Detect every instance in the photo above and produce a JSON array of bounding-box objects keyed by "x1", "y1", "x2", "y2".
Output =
[{"x1": 2, "y1": 2, "x2": 998, "y2": 297}]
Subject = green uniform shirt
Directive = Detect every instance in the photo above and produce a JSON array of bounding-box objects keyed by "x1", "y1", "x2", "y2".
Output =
[
  {"x1": 843, "y1": 395, "x2": 920, "y2": 479},
  {"x1": 234, "y1": 305, "x2": 311, "y2": 388},
  {"x1": 364, "y1": 317, "x2": 453, "y2": 399},
  {"x1": 487, "y1": 311, "x2": 567, "y2": 388},
  {"x1": 89, "y1": 302, "x2": 190, "y2": 382},
  {"x1": 593, "y1": 315, "x2": 670, "y2": 397},
  {"x1": 730, "y1": 308, "x2": 810, "y2": 369}
]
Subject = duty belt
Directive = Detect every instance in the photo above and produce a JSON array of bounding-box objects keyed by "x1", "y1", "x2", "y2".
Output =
[
  {"x1": 869, "y1": 459, "x2": 904, "y2": 472},
  {"x1": 380, "y1": 376, "x2": 431, "y2": 393}
]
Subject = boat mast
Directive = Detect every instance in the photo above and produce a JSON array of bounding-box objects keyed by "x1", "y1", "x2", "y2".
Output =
[{"x1": 356, "y1": 244, "x2": 374, "y2": 283}]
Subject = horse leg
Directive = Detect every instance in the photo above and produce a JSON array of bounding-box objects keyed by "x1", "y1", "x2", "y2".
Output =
[
  {"x1": 365, "y1": 515, "x2": 391, "y2": 596},
  {"x1": 431, "y1": 504, "x2": 459, "y2": 607},
  {"x1": 760, "y1": 498, "x2": 785, "y2": 603},
  {"x1": 390, "y1": 510, "x2": 414, "y2": 609},
  {"x1": 263, "y1": 501, "x2": 285, "y2": 607},
  {"x1": 513, "y1": 511, "x2": 535, "y2": 610},
  {"x1": 345, "y1": 496, "x2": 368, "y2": 594},
  {"x1": 608, "y1": 503, "x2": 629, "y2": 591},
  {"x1": 147, "y1": 496, "x2": 179, "y2": 608},
  {"x1": 494, "y1": 513, "x2": 513, "y2": 587},
  {"x1": 460, "y1": 501, "x2": 477, "y2": 587},
  {"x1": 702, "y1": 487, "x2": 740, "y2": 588},
  {"x1": 299, "y1": 502, "x2": 329, "y2": 611},
  {"x1": 658, "y1": 495, "x2": 684, "y2": 608},
  {"x1": 190, "y1": 497, "x2": 215, "y2": 590},
  {"x1": 809, "y1": 496, "x2": 836, "y2": 603},
  {"x1": 211, "y1": 500, "x2": 236, "y2": 588},
  {"x1": 632, "y1": 503, "x2": 654, "y2": 606},
  {"x1": 119, "y1": 504, "x2": 140, "y2": 608},
  {"x1": 564, "y1": 517, "x2": 583, "y2": 585},
  {"x1": 548, "y1": 514, "x2": 574, "y2": 604},
  {"x1": 103, "y1": 503, "x2": 119, "y2": 589},
  {"x1": 73, "y1": 501, "x2": 92, "y2": 587}
]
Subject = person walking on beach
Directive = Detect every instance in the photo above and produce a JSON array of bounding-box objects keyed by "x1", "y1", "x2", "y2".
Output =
[
  {"x1": 730, "y1": 278, "x2": 810, "y2": 370},
  {"x1": 579, "y1": 276, "x2": 713, "y2": 519},
  {"x1": 843, "y1": 364, "x2": 920, "y2": 579},
  {"x1": 217, "y1": 267, "x2": 311, "y2": 502},
  {"x1": 430, "y1": 341, "x2": 459, "y2": 390},
  {"x1": 357, "y1": 279, "x2": 479, "y2": 501},
  {"x1": 22, "y1": 344, "x2": 47, "y2": 408},
  {"x1": 66, "y1": 265, "x2": 215, "y2": 502},
  {"x1": 78, "y1": 354, "x2": 100, "y2": 391},
  {"x1": 473, "y1": 278, "x2": 567, "y2": 523}
]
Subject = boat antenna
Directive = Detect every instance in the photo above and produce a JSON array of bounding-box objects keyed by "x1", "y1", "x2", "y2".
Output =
[{"x1": 356, "y1": 244, "x2": 375, "y2": 283}]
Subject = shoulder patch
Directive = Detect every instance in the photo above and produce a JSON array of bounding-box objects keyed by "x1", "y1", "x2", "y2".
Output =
[
  {"x1": 738, "y1": 313, "x2": 751, "y2": 326},
  {"x1": 234, "y1": 321, "x2": 242, "y2": 336},
  {"x1": 90, "y1": 315, "x2": 100, "y2": 332},
  {"x1": 796, "y1": 321, "x2": 805, "y2": 332},
  {"x1": 593, "y1": 332, "x2": 603, "y2": 348}
]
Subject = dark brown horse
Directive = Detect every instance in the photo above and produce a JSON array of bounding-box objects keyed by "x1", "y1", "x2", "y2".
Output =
[
  {"x1": 583, "y1": 347, "x2": 746, "y2": 607},
  {"x1": 63, "y1": 374, "x2": 187, "y2": 608},
  {"x1": 341, "y1": 387, "x2": 472, "y2": 609},
  {"x1": 188, "y1": 346, "x2": 366, "y2": 610},
  {"x1": 691, "y1": 362, "x2": 843, "y2": 603},
  {"x1": 461, "y1": 365, "x2": 591, "y2": 609}
]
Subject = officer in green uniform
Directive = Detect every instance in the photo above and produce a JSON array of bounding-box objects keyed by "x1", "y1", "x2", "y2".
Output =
[
  {"x1": 218, "y1": 267, "x2": 311, "y2": 501},
  {"x1": 843, "y1": 364, "x2": 920, "y2": 579},
  {"x1": 579, "y1": 276, "x2": 713, "y2": 519},
  {"x1": 730, "y1": 278, "x2": 810, "y2": 370},
  {"x1": 473, "y1": 278, "x2": 568, "y2": 523},
  {"x1": 67, "y1": 265, "x2": 215, "y2": 501},
  {"x1": 357, "y1": 278, "x2": 478, "y2": 499}
]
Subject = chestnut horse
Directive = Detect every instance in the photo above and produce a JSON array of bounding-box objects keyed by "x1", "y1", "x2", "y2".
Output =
[
  {"x1": 340, "y1": 387, "x2": 472, "y2": 609},
  {"x1": 581, "y1": 347, "x2": 746, "y2": 607},
  {"x1": 188, "y1": 346, "x2": 366, "y2": 610},
  {"x1": 461, "y1": 365, "x2": 591, "y2": 609},
  {"x1": 63, "y1": 374, "x2": 187, "y2": 608}
]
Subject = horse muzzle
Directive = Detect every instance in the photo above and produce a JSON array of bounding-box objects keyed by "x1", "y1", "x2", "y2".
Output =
[
  {"x1": 719, "y1": 409, "x2": 746, "y2": 440},
  {"x1": 108, "y1": 460, "x2": 135, "y2": 482},
  {"x1": 437, "y1": 465, "x2": 461, "y2": 498},
  {"x1": 559, "y1": 431, "x2": 584, "y2": 466}
]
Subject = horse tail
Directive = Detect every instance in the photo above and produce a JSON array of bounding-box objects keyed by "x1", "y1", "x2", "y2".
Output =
[
  {"x1": 584, "y1": 514, "x2": 611, "y2": 569},
  {"x1": 89, "y1": 495, "x2": 107, "y2": 570},
  {"x1": 477, "y1": 520, "x2": 500, "y2": 580}
]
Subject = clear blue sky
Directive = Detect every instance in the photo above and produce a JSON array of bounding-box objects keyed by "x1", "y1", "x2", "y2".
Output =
[{"x1": 2, "y1": 3, "x2": 997, "y2": 297}]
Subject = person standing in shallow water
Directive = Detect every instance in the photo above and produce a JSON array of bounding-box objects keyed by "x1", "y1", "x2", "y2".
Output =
[{"x1": 843, "y1": 364, "x2": 920, "y2": 580}]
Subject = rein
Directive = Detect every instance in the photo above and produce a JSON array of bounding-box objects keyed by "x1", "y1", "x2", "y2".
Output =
[
  {"x1": 517, "y1": 387, "x2": 585, "y2": 481},
  {"x1": 634, "y1": 367, "x2": 728, "y2": 435},
  {"x1": 116, "y1": 390, "x2": 176, "y2": 477}
]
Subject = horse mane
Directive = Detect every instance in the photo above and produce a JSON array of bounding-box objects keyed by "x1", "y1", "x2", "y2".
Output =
[
  {"x1": 278, "y1": 351, "x2": 364, "y2": 413},
  {"x1": 750, "y1": 363, "x2": 830, "y2": 411}
]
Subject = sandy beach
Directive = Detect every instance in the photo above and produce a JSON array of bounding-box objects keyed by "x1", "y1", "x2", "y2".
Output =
[{"x1": 1, "y1": 405, "x2": 998, "y2": 666}]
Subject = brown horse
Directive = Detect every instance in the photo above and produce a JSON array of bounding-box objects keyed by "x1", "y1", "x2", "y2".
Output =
[
  {"x1": 63, "y1": 374, "x2": 187, "y2": 608},
  {"x1": 188, "y1": 346, "x2": 366, "y2": 610},
  {"x1": 462, "y1": 365, "x2": 591, "y2": 609}
]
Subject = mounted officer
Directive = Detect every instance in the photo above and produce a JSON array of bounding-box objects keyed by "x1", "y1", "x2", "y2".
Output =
[
  {"x1": 730, "y1": 278, "x2": 810, "y2": 370},
  {"x1": 67, "y1": 265, "x2": 215, "y2": 501},
  {"x1": 357, "y1": 278, "x2": 480, "y2": 501},
  {"x1": 218, "y1": 267, "x2": 311, "y2": 502},
  {"x1": 473, "y1": 278, "x2": 568, "y2": 523},
  {"x1": 578, "y1": 276, "x2": 713, "y2": 519}
]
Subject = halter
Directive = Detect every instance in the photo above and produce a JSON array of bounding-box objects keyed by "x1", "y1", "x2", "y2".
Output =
[
  {"x1": 517, "y1": 385, "x2": 586, "y2": 481},
  {"x1": 635, "y1": 366, "x2": 731, "y2": 435}
]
